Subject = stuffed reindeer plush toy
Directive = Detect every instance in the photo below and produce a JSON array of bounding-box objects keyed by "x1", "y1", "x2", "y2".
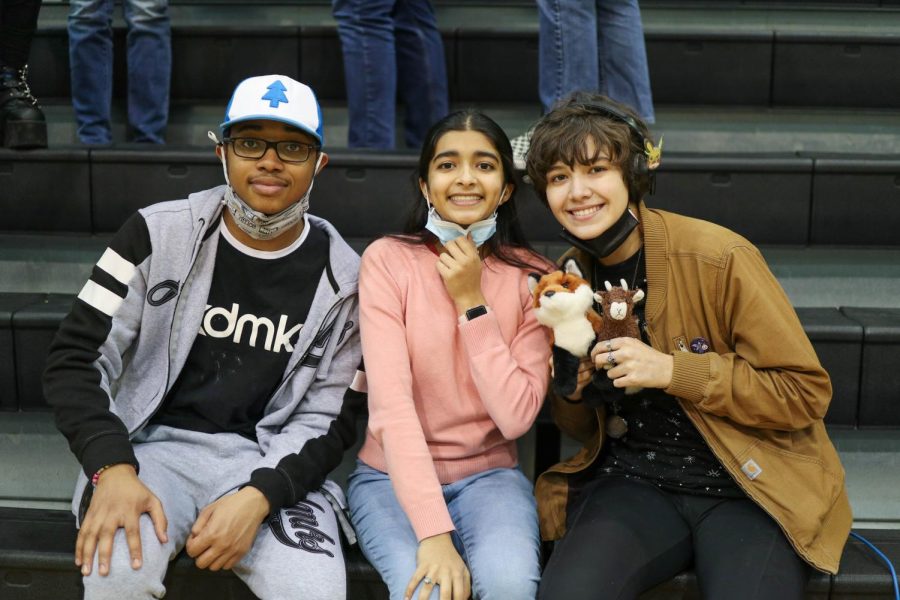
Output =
[
  {"x1": 528, "y1": 258, "x2": 603, "y2": 397},
  {"x1": 593, "y1": 279, "x2": 646, "y2": 397}
]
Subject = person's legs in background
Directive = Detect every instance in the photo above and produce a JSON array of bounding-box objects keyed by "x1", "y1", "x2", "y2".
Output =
[
  {"x1": 537, "y1": 0, "x2": 598, "y2": 114},
  {"x1": 123, "y1": 0, "x2": 170, "y2": 143},
  {"x1": 332, "y1": 0, "x2": 398, "y2": 149},
  {"x1": 595, "y1": 0, "x2": 654, "y2": 123},
  {"x1": 68, "y1": 0, "x2": 115, "y2": 144},
  {"x1": 0, "y1": 0, "x2": 46, "y2": 148},
  {"x1": 393, "y1": 0, "x2": 448, "y2": 149}
]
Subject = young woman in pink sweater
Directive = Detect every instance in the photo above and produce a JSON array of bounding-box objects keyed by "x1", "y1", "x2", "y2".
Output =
[{"x1": 348, "y1": 110, "x2": 552, "y2": 600}]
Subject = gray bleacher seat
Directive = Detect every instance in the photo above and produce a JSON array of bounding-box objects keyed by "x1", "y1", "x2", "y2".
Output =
[
  {"x1": 1, "y1": 148, "x2": 90, "y2": 234},
  {"x1": 842, "y1": 308, "x2": 900, "y2": 428},
  {"x1": 773, "y1": 32, "x2": 900, "y2": 108},
  {"x1": 12, "y1": 294, "x2": 75, "y2": 412},
  {"x1": 648, "y1": 155, "x2": 814, "y2": 245},
  {"x1": 90, "y1": 148, "x2": 222, "y2": 233},
  {"x1": 812, "y1": 158, "x2": 900, "y2": 246},
  {"x1": 0, "y1": 294, "x2": 45, "y2": 411},
  {"x1": 796, "y1": 308, "x2": 865, "y2": 427},
  {"x1": 24, "y1": 3, "x2": 900, "y2": 108}
]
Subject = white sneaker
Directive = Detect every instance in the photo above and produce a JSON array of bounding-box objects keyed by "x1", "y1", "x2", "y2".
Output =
[{"x1": 510, "y1": 128, "x2": 533, "y2": 171}]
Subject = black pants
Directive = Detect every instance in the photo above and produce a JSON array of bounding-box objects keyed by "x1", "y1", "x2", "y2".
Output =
[
  {"x1": 538, "y1": 477, "x2": 811, "y2": 600},
  {"x1": 0, "y1": 0, "x2": 42, "y2": 69}
]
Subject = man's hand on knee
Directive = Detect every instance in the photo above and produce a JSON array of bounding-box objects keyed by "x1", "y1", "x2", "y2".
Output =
[
  {"x1": 186, "y1": 486, "x2": 270, "y2": 571},
  {"x1": 76, "y1": 464, "x2": 169, "y2": 577}
]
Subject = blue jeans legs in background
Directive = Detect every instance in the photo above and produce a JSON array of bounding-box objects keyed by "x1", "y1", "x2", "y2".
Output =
[
  {"x1": 537, "y1": 0, "x2": 654, "y2": 123},
  {"x1": 332, "y1": 0, "x2": 448, "y2": 149},
  {"x1": 68, "y1": 0, "x2": 170, "y2": 144},
  {"x1": 347, "y1": 462, "x2": 541, "y2": 600}
]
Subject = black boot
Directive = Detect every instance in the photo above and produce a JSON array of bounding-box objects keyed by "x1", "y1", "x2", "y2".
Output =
[{"x1": 0, "y1": 64, "x2": 47, "y2": 149}]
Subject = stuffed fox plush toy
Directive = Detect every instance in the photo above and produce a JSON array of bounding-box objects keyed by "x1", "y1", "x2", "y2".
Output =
[
  {"x1": 528, "y1": 259, "x2": 603, "y2": 397},
  {"x1": 528, "y1": 258, "x2": 602, "y2": 356}
]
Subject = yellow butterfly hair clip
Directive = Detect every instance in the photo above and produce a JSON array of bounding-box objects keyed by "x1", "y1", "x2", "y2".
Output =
[{"x1": 644, "y1": 136, "x2": 663, "y2": 170}]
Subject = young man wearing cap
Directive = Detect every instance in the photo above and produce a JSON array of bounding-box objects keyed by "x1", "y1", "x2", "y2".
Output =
[{"x1": 43, "y1": 75, "x2": 364, "y2": 599}]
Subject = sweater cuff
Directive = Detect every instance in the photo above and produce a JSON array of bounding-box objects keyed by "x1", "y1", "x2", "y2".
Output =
[
  {"x1": 408, "y1": 497, "x2": 457, "y2": 542},
  {"x1": 665, "y1": 350, "x2": 711, "y2": 404},
  {"x1": 81, "y1": 432, "x2": 138, "y2": 481},
  {"x1": 247, "y1": 467, "x2": 292, "y2": 519},
  {"x1": 458, "y1": 311, "x2": 503, "y2": 357}
]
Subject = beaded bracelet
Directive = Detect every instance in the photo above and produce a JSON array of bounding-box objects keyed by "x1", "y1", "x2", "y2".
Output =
[{"x1": 90, "y1": 464, "x2": 116, "y2": 487}]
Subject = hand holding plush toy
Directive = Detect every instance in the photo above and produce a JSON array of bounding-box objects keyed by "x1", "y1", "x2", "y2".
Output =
[
  {"x1": 593, "y1": 278, "x2": 646, "y2": 396},
  {"x1": 528, "y1": 259, "x2": 602, "y2": 397}
]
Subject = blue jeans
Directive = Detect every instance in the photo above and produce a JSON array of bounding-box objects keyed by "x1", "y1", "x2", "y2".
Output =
[
  {"x1": 332, "y1": 0, "x2": 449, "y2": 149},
  {"x1": 347, "y1": 462, "x2": 541, "y2": 600},
  {"x1": 537, "y1": 0, "x2": 655, "y2": 123},
  {"x1": 68, "y1": 0, "x2": 171, "y2": 144}
]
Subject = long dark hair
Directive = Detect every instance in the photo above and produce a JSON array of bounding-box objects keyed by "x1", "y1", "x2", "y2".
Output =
[{"x1": 390, "y1": 109, "x2": 548, "y2": 273}]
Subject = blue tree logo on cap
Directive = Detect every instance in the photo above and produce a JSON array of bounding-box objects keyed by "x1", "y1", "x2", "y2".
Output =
[{"x1": 262, "y1": 80, "x2": 289, "y2": 108}]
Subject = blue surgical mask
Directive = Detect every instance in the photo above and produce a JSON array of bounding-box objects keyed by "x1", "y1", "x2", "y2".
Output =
[{"x1": 424, "y1": 203, "x2": 498, "y2": 247}]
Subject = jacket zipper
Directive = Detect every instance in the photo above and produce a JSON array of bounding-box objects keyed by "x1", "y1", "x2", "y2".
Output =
[
  {"x1": 261, "y1": 296, "x2": 346, "y2": 414},
  {"x1": 130, "y1": 217, "x2": 207, "y2": 435}
]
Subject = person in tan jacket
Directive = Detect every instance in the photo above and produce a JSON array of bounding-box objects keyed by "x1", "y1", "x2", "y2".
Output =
[{"x1": 524, "y1": 92, "x2": 851, "y2": 600}]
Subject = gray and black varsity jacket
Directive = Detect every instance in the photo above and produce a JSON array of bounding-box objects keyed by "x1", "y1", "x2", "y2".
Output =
[{"x1": 43, "y1": 185, "x2": 365, "y2": 517}]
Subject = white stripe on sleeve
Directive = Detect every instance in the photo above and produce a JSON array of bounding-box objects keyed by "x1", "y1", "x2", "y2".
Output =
[
  {"x1": 97, "y1": 248, "x2": 136, "y2": 285},
  {"x1": 77, "y1": 280, "x2": 125, "y2": 317}
]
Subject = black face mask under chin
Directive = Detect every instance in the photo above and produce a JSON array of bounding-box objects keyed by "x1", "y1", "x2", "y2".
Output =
[{"x1": 559, "y1": 208, "x2": 639, "y2": 259}]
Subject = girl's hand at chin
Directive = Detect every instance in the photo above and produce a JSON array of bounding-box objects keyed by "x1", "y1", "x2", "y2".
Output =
[{"x1": 436, "y1": 234, "x2": 487, "y2": 316}]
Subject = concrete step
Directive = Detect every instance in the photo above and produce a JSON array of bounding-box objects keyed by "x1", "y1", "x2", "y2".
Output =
[
  {"x1": 2, "y1": 234, "x2": 899, "y2": 307},
  {"x1": 27, "y1": 2, "x2": 900, "y2": 110},
  {"x1": 3, "y1": 147, "x2": 900, "y2": 248},
  {"x1": 30, "y1": 102, "x2": 900, "y2": 155}
]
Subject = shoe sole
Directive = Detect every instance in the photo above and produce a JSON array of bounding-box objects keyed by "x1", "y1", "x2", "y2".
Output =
[{"x1": 2, "y1": 119, "x2": 48, "y2": 149}]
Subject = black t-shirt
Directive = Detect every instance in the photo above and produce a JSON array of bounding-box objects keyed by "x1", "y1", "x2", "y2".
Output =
[
  {"x1": 588, "y1": 249, "x2": 743, "y2": 498},
  {"x1": 150, "y1": 218, "x2": 329, "y2": 440}
]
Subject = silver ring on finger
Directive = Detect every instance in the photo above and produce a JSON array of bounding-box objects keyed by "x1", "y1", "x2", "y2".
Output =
[
  {"x1": 605, "y1": 340, "x2": 612, "y2": 352},
  {"x1": 607, "y1": 352, "x2": 617, "y2": 366},
  {"x1": 423, "y1": 576, "x2": 434, "y2": 585}
]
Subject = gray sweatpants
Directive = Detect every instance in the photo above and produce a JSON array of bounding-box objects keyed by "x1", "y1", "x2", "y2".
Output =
[{"x1": 78, "y1": 425, "x2": 346, "y2": 600}]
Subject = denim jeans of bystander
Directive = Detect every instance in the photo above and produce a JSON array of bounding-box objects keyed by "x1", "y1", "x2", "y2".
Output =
[
  {"x1": 68, "y1": 0, "x2": 171, "y2": 144},
  {"x1": 332, "y1": 0, "x2": 448, "y2": 149},
  {"x1": 537, "y1": 0, "x2": 654, "y2": 122}
]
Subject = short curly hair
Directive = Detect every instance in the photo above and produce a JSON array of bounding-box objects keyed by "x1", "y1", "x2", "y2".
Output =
[{"x1": 525, "y1": 92, "x2": 653, "y2": 205}]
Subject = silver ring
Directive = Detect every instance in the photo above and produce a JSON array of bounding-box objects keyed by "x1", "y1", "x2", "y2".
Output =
[
  {"x1": 423, "y1": 576, "x2": 434, "y2": 585},
  {"x1": 607, "y1": 352, "x2": 617, "y2": 366},
  {"x1": 605, "y1": 340, "x2": 613, "y2": 352}
]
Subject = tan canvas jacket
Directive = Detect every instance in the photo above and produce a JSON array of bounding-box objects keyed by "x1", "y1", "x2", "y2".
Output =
[{"x1": 535, "y1": 204, "x2": 852, "y2": 574}]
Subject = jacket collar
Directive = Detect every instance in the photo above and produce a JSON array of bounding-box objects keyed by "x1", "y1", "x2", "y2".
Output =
[{"x1": 638, "y1": 202, "x2": 667, "y2": 324}]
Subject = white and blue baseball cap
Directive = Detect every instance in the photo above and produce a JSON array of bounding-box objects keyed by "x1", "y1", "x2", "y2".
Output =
[{"x1": 219, "y1": 75, "x2": 324, "y2": 146}]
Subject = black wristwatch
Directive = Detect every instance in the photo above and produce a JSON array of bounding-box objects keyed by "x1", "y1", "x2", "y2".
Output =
[{"x1": 465, "y1": 305, "x2": 488, "y2": 321}]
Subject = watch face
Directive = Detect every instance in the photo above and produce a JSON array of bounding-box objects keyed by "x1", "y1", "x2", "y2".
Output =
[{"x1": 466, "y1": 305, "x2": 488, "y2": 321}]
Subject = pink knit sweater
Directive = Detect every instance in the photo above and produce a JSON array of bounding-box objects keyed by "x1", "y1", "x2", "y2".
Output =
[{"x1": 357, "y1": 237, "x2": 552, "y2": 541}]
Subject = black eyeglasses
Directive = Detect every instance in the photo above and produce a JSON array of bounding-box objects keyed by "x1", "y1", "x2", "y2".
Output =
[{"x1": 223, "y1": 137, "x2": 319, "y2": 163}]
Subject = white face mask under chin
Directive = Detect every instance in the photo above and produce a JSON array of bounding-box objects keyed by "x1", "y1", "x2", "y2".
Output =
[
  {"x1": 424, "y1": 203, "x2": 498, "y2": 247},
  {"x1": 421, "y1": 187, "x2": 505, "y2": 247},
  {"x1": 211, "y1": 130, "x2": 322, "y2": 241}
]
